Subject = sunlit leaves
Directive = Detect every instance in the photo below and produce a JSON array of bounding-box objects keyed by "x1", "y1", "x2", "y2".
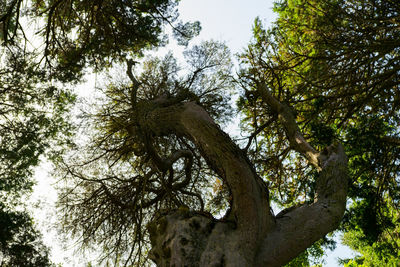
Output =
[
  {"x1": 25, "y1": 0, "x2": 199, "y2": 82},
  {"x1": 238, "y1": 0, "x2": 400, "y2": 264}
]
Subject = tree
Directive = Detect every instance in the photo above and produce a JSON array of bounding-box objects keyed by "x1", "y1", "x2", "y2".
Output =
[
  {"x1": 1, "y1": 0, "x2": 200, "y2": 81},
  {"x1": 56, "y1": 36, "x2": 349, "y2": 266},
  {"x1": 1, "y1": 0, "x2": 201, "y2": 265},
  {"x1": 238, "y1": 0, "x2": 400, "y2": 264},
  {"x1": 0, "y1": 46, "x2": 74, "y2": 265},
  {"x1": 1, "y1": 1, "x2": 77, "y2": 263},
  {"x1": 0, "y1": 0, "x2": 192, "y2": 265},
  {"x1": 3, "y1": 0, "x2": 400, "y2": 266}
]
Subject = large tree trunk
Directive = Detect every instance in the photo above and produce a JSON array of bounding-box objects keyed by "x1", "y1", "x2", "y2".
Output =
[{"x1": 137, "y1": 100, "x2": 348, "y2": 266}]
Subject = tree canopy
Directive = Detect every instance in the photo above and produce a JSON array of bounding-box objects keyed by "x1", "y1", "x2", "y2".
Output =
[
  {"x1": 0, "y1": 44, "x2": 74, "y2": 265},
  {"x1": 1, "y1": 0, "x2": 399, "y2": 266},
  {"x1": 1, "y1": 0, "x2": 195, "y2": 265},
  {"x1": 238, "y1": 0, "x2": 400, "y2": 264}
]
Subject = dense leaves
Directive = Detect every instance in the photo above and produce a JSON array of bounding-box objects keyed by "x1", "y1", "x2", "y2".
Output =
[
  {"x1": 0, "y1": 203, "x2": 51, "y2": 267},
  {"x1": 1, "y1": 0, "x2": 199, "y2": 264},
  {"x1": 1, "y1": 49, "x2": 74, "y2": 191},
  {"x1": 238, "y1": 0, "x2": 400, "y2": 264},
  {"x1": 2, "y1": 0, "x2": 200, "y2": 81},
  {"x1": 0, "y1": 0, "x2": 22, "y2": 43},
  {"x1": 0, "y1": 46, "x2": 75, "y2": 265},
  {"x1": 2, "y1": 0, "x2": 400, "y2": 265}
]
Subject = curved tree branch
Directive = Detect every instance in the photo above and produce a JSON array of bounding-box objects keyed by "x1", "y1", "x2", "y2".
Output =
[
  {"x1": 256, "y1": 143, "x2": 348, "y2": 266},
  {"x1": 256, "y1": 82, "x2": 322, "y2": 169},
  {"x1": 252, "y1": 81, "x2": 349, "y2": 266},
  {"x1": 137, "y1": 100, "x2": 275, "y2": 263},
  {"x1": 145, "y1": 97, "x2": 349, "y2": 266},
  {"x1": 126, "y1": 59, "x2": 140, "y2": 106}
]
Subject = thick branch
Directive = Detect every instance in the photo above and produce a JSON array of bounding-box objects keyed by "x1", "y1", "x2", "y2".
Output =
[
  {"x1": 0, "y1": 0, "x2": 23, "y2": 44},
  {"x1": 138, "y1": 101, "x2": 274, "y2": 262},
  {"x1": 256, "y1": 143, "x2": 348, "y2": 266},
  {"x1": 126, "y1": 59, "x2": 140, "y2": 106},
  {"x1": 252, "y1": 82, "x2": 348, "y2": 265},
  {"x1": 144, "y1": 137, "x2": 192, "y2": 176},
  {"x1": 256, "y1": 82, "x2": 321, "y2": 169},
  {"x1": 145, "y1": 98, "x2": 349, "y2": 266}
]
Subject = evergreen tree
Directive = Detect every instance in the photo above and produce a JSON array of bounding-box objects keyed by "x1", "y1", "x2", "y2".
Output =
[{"x1": 1, "y1": 0, "x2": 399, "y2": 265}]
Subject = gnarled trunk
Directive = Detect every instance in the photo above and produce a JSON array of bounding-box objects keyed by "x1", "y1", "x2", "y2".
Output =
[{"x1": 137, "y1": 100, "x2": 348, "y2": 266}]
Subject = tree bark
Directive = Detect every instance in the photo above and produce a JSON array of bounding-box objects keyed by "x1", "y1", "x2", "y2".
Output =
[{"x1": 138, "y1": 99, "x2": 348, "y2": 266}]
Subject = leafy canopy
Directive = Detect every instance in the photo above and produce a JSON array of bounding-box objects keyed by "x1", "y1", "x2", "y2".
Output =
[
  {"x1": 1, "y1": 0, "x2": 197, "y2": 265},
  {"x1": 2, "y1": 0, "x2": 400, "y2": 266},
  {"x1": 238, "y1": 0, "x2": 400, "y2": 264},
  {"x1": 0, "y1": 46, "x2": 74, "y2": 266}
]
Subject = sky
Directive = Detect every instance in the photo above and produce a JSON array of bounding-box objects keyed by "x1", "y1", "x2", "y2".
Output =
[
  {"x1": 178, "y1": 0, "x2": 275, "y2": 53},
  {"x1": 31, "y1": 0, "x2": 357, "y2": 266}
]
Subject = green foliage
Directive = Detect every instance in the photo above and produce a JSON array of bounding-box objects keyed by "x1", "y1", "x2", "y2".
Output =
[
  {"x1": 0, "y1": 48, "x2": 75, "y2": 194},
  {"x1": 1, "y1": 0, "x2": 197, "y2": 264},
  {"x1": 238, "y1": 0, "x2": 400, "y2": 264},
  {"x1": 25, "y1": 0, "x2": 199, "y2": 82},
  {"x1": 0, "y1": 203, "x2": 51, "y2": 266},
  {"x1": 0, "y1": 45, "x2": 75, "y2": 266},
  {"x1": 3, "y1": 0, "x2": 400, "y2": 265},
  {"x1": 0, "y1": 0, "x2": 22, "y2": 43},
  {"x1": 342, "y1": 225, "x2": 400, "y2": 266},
  {"x1": 3, "y1": 0, "x2": 200, "y2": 81},
  {"x1": 343, "y1": 259, "x2": 367, "y2": 267},
  {"x1": 173, "y1": 21, "x2": 202, "y2": 46}
]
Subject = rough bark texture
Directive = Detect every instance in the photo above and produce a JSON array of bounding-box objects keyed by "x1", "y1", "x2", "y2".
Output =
[{"x1": 138, "y1": 99, "x2": 348, "y2": 266}]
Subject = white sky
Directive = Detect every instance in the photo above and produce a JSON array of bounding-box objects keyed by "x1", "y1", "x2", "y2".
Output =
[
  {"x1": 30, "y1": 0, "x2": 357, "y2": 266},
  {"x1": 178, "y1": 0, "x2": 275, "y2": 53}
]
